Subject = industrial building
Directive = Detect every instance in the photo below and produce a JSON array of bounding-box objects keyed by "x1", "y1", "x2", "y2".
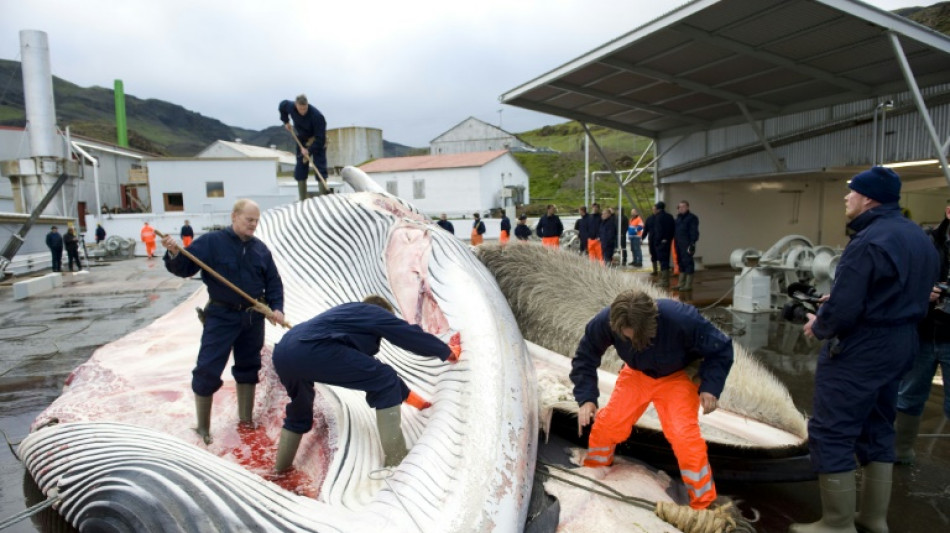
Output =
[{"x1": 430, "y1": 117, "x2": 535, "y2": 155}]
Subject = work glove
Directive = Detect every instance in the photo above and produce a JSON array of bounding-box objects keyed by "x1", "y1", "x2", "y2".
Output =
[
  {"x1": 447, "y1": 332, "x2": 462, "y2": 363},
  {"x1": 687, "y1": 244, "x2": 696, "y2": 256},
  {"x1": 405, "y1": 390, "x2": 432, "y2": 410}
]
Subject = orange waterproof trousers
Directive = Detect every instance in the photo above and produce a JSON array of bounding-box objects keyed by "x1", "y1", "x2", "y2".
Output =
[
  {"x1": 182, "y1": 236, "x2": 193, "y2": 247},
  {"x1": 584, "y1": 365, "x2": 717, "y2": 509},
  {"x1": 541, "y1": 236, "x2": 559, "y2": 249},
  {"x1": 499, "y1": 230, "x2": 510, "y2": 245},
  {"x1": 144, "y1": 240, "x2": 156, "y2": 258},
  {"x1": 588, "y1": 238, "x2": 602, "y2": 262},
  {"x1": 470, "y1": 229, "x2": 484, "y2": 246}
]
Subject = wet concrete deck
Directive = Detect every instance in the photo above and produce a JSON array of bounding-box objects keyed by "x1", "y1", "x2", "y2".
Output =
[{"x1": 0, "y1": 257, "x2": 947, "y2": 532}]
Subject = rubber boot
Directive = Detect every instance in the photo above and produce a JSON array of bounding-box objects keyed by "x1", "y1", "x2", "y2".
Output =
[
  {"x1": 195, "y1": 394, "x2": 213, "y2": 445},
  {"x1": 681, "y1": 273, "x2": 693, "y2": 291},
  {"x1": 659, "y1": 269, "x2": 670, "y2": 288},
  {"x1": 788, "y1": 471, "x2": 857, "y2": 533},
  {"x1": 376, "y1": 405, "x2": 408, "y2": 467},
  {"x1": 621, "y1": 249, "x2": 628, "y2": 266},
  {"x1": 651, "y1": 262, "x2": 659, "y2": 276},
  {"x1": 855, "y1": 462, "x2": 892, "y2": 533},
  {"x1": 297, "y1": 179, "x2": 307, "y2": 201},
  {"x1": 893, "y1": 412, "x2": 920, "y2": 465},
  {"x1": 274, "y1": 428, "x2": 303, "y2": 473},
  {"x1": 236, "y1": 383, "x2": 256, "y2": 425}
]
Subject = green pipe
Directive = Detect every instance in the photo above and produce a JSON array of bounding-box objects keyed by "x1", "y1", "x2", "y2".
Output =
[{"x1": 114, "y1": 79, "x2": 128, "y2": 147}]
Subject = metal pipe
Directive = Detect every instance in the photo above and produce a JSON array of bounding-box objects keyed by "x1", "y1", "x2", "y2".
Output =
[
  {"x1": 114, "y1": 80, "x2": 128, "y2": 148},
  {"x1": 20, "y1": 30, "x2": 58, "y2": 158},
  {"x1": 71, "y1": 141, "x2": 101, "y2": 219}
]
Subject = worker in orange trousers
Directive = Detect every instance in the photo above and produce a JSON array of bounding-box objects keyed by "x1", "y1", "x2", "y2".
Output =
[
  {"x1": 571, "y1": 290, "x2": 734, "y2": 509},
  {"x1": 141, "y1": 221, "x2": 157, "y2": 258}
]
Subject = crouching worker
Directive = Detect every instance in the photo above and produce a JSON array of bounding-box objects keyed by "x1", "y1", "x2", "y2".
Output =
[
  {"x1": 272, "y1": 295, "x2": 462, "y2": 472},
  {"x1": 570, "y1": 290, "x2": 733, "y2": 509}
]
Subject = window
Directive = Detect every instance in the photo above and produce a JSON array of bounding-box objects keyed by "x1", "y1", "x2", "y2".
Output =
[
  {"x1": 413, "y1": 178, "x2": 425, "y2": 200},
  {"x1": 206, "y1": 181, "x2": 224, "y2": 198},
  {"x1": 386, "y1": 181, "x2": 398, "y2": 195},
  {"x1": 164, "y1": 193, "x2": 184, "y2": 212}
]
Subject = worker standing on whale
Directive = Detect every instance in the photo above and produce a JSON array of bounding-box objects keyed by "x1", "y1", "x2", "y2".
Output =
[{"x1": 161, "y1": 199, "x2": 285, "y2": 444}]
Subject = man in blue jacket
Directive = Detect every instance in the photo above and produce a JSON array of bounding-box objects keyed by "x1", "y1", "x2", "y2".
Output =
[
  {"x1": 536, "y1": 204, "x2": 564, "y2": 249},
  {"x1": 271, "y1": 296, "x2": 461, "y2": 470},
  {"x1": 674, "y1": 201, "x2": 700, "y2": 291},
  {"x1": 653, "y1": 201, "x2": 676, "y2": 287},
  {"x1": 599, "y1": 208, "x2": 618, "y2": 266},
  {"x1": 571, "y1": 290, "x2": 733, "y2": 509},
  {"x1": 162, "y1": 199, "x2": 285, "y2": 444},
  {"x1": 279, "y1": 94, "x2": 327, "y2": 200},
  {"x1": 46, "y1": 226, "x2": 63, "y2": 272},
  {"x1": 795, "y1": 167, "x2": 939, "y2": 533}
]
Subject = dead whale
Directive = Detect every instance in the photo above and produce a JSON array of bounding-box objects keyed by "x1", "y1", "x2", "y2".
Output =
[{"x1": 19, "y1": 182, "x2": 538, "y2": 531}]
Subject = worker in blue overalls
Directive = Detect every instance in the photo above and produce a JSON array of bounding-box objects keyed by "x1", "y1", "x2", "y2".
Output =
[
  {"x1": 279, "y1": 94, "x2": 327, "y2": 200},
  {"x1": 162, "y1": 199, "x2": 285, "y2": 445},
  {"x1": 795, "y1": 167, "x2": 938, "y2": 533},
  {"x1": 271, "y1": 295, "x2": 461, "y2": 471}
]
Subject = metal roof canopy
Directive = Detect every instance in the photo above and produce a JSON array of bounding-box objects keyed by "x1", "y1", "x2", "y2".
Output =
[{"x1": 500, "y1": 0, "x2": 950, "y2": 184}]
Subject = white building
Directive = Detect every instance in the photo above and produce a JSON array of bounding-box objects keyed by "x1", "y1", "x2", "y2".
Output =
[
  {"x1": 430, "y1": 117, "x2": 534, "y2": 155},
  {"x1": 358, "y1": 150, "x2": 529, "y2": 218},
  {"x1": 196, "y1": 140, "x2": 296, "y2": 174}
]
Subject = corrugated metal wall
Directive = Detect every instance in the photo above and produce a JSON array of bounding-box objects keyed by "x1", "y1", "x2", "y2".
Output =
[{"x1": 659, "y1": 84, "x2": 950, "y2": 182}]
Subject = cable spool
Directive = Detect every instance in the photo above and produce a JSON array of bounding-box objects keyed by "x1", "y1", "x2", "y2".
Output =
[
  {"x1": 812, "y1": 246, "x2": 839, "y2": 281},
  {"x1": 119, "y1": 239, "x2": 132, "y2": 250},
  {"x1": 729, "y1": 248, "x2": 760, "y2": 269},
  {"x1": 105, "y1": 236, "x2": 121, "y2": 252}
]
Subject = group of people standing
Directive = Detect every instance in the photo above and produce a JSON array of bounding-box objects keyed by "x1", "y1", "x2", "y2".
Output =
[
  {"x1": 45, "y1": 225, "x2": 83, "y2": 273},
  {"x1": 572, "y1": 200, "x2": 699, "y2": 290}
]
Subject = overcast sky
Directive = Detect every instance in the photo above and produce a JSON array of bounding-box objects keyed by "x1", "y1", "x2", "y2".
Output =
[{"x1": 0, "y1": 0, "x2": 937, "y2": 147}]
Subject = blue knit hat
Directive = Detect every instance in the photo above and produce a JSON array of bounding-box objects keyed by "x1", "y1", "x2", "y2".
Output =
[{"x1": 848, "y1": 166, "x2": 901, "y2": 204}]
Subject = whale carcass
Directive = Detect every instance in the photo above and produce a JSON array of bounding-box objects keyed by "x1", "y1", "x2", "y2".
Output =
[{"x1": 18, "y1": 171, "x2": 538, "y2": 532}]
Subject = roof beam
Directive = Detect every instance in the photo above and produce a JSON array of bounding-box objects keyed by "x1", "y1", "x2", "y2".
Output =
[
  {"x1": 672, "y1": 24, "x2": 873, "y2": 95},
  {"x1": 599, "y1": 57, "x2": 780, "y2": 112},
  {"x1": 548, "y1": 80, "x2": 708, "y2": 126},
  {"x1": 507, "y1": 98, "x2": 658, "y2": 138}
]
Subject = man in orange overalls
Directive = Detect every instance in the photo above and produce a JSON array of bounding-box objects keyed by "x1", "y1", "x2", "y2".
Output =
[
  {"x1": 571, "y1": 290, "x2": 734, "y2": 509},
  {"x1": 141, "y1": 221, "x2": 157, "y2": 258},
  {"x1": 535, "y1": 204, "x2": 564, "y2": 249}
]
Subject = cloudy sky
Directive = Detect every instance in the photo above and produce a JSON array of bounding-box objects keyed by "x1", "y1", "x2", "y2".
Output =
[{"x1": 0, "y1": 0, "x2": 935, "y2": 147}]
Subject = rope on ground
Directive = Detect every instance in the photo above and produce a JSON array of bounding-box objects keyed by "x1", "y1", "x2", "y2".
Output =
[
  {"x1": 696, "y1": 268, "x2": 754, "y2": 312},
  {"x1": 537, "y1": 460, "x2": 757, "y2": 533},
  {"x1": 368, "y1": 467, "x2": 424, "y2": 533},
  {"x1": 0, "y1": 427, "x2": 20, "y2": 462},
  {"x1": 0, "y1": 489, "x2": 59, "y2": 530}
]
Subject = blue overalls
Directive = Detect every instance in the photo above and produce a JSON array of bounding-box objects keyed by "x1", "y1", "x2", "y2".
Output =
[
  {"x1": 272, "y1": 303, "x2": 450, "y2": 434},
  {"x1": 809, "y1": 204, "x2": 938, "y2": 472},
  {"x1": 164, "y1": 227, "x2": 284, "y2": 396}
]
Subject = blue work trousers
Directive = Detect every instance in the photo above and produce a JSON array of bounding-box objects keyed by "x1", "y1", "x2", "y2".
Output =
[
  {"x1": 808, "y1": 324, "x2": 918, "y2": 472},
  {"x1": 675, "y1": 241, "x2": 695, "y2": 274},
  {"x1": 656, "y1": 240, "x2": 672, "y2": 270},
  {"x1": 272, "y1": 339, "x2": 408, "y2": 434},
  {"x1": 192, "y1": 304, "x2": 265, "y2": 396},
  {"x1": 294, "y1": 144, "x2": 328, "y2": 185},
  {"x1": 897, "y1": 339, "x2": 950, "y2": 419},
  {"x1": 628, "y1": 236, "x2": 643, "y2": 265},
  {"x1": 50, "y1": 247, "x2": 62, "y2": 272}
]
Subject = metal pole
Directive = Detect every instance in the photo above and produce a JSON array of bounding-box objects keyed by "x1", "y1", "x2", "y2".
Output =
[
  {"x1": 584, "y1": 133, "x2": 590, "y2": 208},
  {"x1": 887, "y1": 31, "x2": 950, "y2": 187}
]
